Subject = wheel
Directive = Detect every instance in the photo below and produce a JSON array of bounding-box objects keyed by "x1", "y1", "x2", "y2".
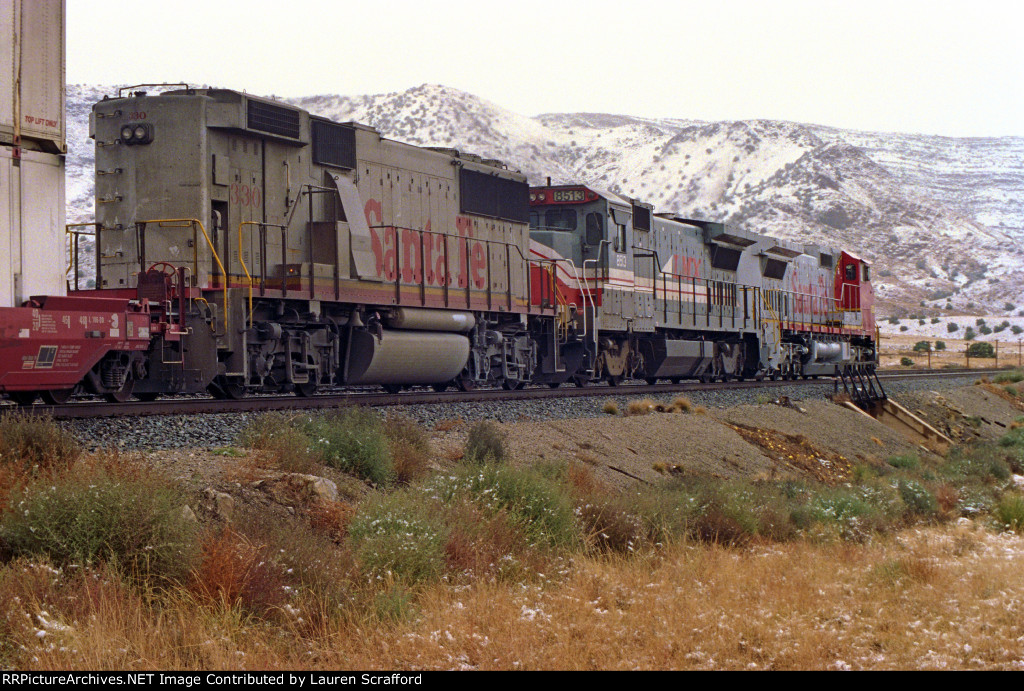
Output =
[
  {"x1": 671, "y1": 378, "x2": 682, "y2": 384},
  {"x1": 455, "y1": 377, "x2": 476, "y2": 392},
  {"x1": 606, "y1": 374, "x2": 622, "y2": 387},
  {"x1": 431, "y1": 382, "x2": 449, "y2": 392},
  {"x1": 295, "y1": 380, "x2": 318, "y2": 397},
  {"x1": 382, "y1": 384, "x2": 402, "y2": 395},
  {"x1": 573, "y1": 376, "x2": 590, "y2": 388},
  {"x1": 104, "y1": 376, "x2": 135, "y2": 403},
  {"x1": 645, "y1": 377, "x2": 658, "y2": 385},
  {"x1": 41, "y1": 388, "x2": 74, "y2": 405},
  {"x1": 502, "y1": 380, "x2": 525, "y2": 391},
  {"x1": 8, "y1": 391, "x2": 37, "y2": 406},
  {"x1": 547, "y1": 381, "x2": 561, "y2": 389}
]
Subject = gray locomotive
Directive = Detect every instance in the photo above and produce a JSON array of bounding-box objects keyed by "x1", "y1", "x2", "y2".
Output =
[{"x1": 30, "y1": 85, "x2": 876, "y2": 402}]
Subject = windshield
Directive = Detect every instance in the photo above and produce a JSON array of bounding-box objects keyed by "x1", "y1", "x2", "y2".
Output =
[{"x1": 530, "y1": 208, "x2": 578, "y2": 232}]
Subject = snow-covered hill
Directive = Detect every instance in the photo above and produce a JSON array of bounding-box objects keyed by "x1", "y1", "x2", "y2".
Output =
[{"x1": 65, "y1": 83, "x2": 1024, "y2": 316}]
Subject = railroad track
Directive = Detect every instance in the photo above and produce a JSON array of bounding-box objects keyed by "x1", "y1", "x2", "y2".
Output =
[{"x1": 10, "y1": 367, "x2": 1011, "y2": 419}]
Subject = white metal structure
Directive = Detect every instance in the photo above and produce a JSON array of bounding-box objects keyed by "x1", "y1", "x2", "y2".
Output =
[{"x1": 0, "y1": 0, "x2": 66, "y2": 306}]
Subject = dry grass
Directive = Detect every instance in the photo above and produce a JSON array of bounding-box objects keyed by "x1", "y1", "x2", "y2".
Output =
[
  {"x1": 672, "y1": 396, "x2": 693, "y2": 413},
  {"x1": 626, "y1": 399, "x2": 656, "y2": 416},
  {"x1": 434, "y1": 418, "x2": 463, "y2": 432},
  {"x1": 9, "y1": 524, "x2": 1024, "y2": 670},
  {"x1": 602, "y1": 401, "x2": 619, "y2": 415}
]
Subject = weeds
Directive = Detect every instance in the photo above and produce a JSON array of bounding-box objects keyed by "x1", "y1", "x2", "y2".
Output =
[
  {"x1": 0, "y1": 410, "x2": 79, "y2": 473},
  {"x1": 0, "y1": 454, "x2": 198, "y2": 583},
  {"x1": 464, "y1": 421, "x2": 508, "y2": 465}
]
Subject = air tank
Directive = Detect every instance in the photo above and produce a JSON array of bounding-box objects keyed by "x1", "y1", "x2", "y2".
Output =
[{"x1": 385, "y1": 308, "x2": 476, "y2": 332}]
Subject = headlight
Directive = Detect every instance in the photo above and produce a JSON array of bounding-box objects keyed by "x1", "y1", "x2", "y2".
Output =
[{"x1": 120, "y1": 123, "x2": 154, "y2": 145}]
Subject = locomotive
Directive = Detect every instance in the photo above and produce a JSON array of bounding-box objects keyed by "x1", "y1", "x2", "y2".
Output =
[{"x1": 0, "y1": 86, "x2": 876, "y2": 403}]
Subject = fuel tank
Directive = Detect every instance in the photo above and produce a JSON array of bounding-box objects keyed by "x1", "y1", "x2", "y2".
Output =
[{"x1": 346, "y1": 329, "x2": 470, "y2": 385}]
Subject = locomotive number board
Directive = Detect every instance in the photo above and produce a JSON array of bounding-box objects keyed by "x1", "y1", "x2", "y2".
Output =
[{"x1": 552, "y1": 189, "x2": 586, "y2": 202}]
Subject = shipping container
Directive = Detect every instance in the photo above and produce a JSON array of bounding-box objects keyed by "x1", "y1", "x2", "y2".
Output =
[
  {"x1": 0, "y1": 146, "x2": 67, "y2": 305},
  {"x1": 0, "y1": 0, "x2": 66, "y2": 306},
  {"x1": 0, "y1": 0, "x2": 65, "y2": 152}
]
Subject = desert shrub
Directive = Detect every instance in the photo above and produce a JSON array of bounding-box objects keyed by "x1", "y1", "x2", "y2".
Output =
[
  {"x1": 966, "y1": 342, "x2": 995, "y2": 358},
  {"x1": 601, "y1": 400, "x2": 619, "y2": 415},
  {"x1": 979, "y1": 325, "x2": 993, "y2": 335},
  {"x1": 672, "y1": 396, "x2": 693, "y2": 413},
  {"x1": 964, "y1": 327, "x2": 976, "y2": 341},
  {"x1": 239, "y1": 413, "x2": 318, "y2": 473},
  {"x1": 0, "y1": 455, "x2": 198, "y2": 583},
  {"x1": 912, "y1": 341, "x2": 931, "y2": 352},
  {"x1": 348, "y1": 490, "x2": 448, "y2": 583},
  {"x1": 887, "y1": 454, "x2": 920, "y2": 470},
  {"x1": 900, "y1": 357, "x2": 914, "y2": 367},
  {"x1": 577, "y1": 500, "x2": 645, "y2": 553},
  {"x1": 463, "y1": 420, "x2": 507, "y2": 465},
  {"x1": 189, "y1": 527, "x2": 290, "y2": 615},
  {"x1": 993, "y1": 370, "x2": 1024, "y2": 384},
  {"x1": 899, "y1": 326, "x2": 909, "y2": 332},
  {"x1": 897, "y1": 479, "x2": 938, "y2": 517},
  {"x1": 931, "y1": 317, "x2": 940, "y2": 324},
  {"x1": 1013, "y1": 325, "x2": 1023, "y2": 335},
  {"x1": 384, "y1": 415, "x2": 431, "y2": 484},
  {"x1": 626, "y1": 398, "x2": 655, "y2": 415},
  {"x1": 429, "y1": 464, "x2": 579, "y2": 550},
  {"x1": 996, "y1": 494, "x2": 1024, "y2": 532},
  {"x1": 620, "y1": 483, "x2": 701, "y2": 543},
  {"x1": 947, "y1": 322, "x2": 959, "y2": 333},
  {"x1": 0, "y1": 410, "x2": 79, "y2": 473},
  {"x1": 935, "y1": 341, "x2": 947, "y2": 350},
  {"x1": 307, "y1": 408, "x2": 394, "y2": 485}
]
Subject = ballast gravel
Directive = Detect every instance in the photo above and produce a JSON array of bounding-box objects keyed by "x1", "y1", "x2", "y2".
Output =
[{"x1": 54, "y1": 372, "x2": 987, "y2": 451}]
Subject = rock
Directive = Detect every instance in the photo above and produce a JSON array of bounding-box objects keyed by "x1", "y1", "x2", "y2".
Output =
[
  {"x1": 204, "y1": 488, "x2": 235, "y2": 522},
  {"x1": 252, "y1": 472, "x2": 339, "y2": 507},
  {"x1": 181, "y1": 504, "x2": 198, "y2": 523}
]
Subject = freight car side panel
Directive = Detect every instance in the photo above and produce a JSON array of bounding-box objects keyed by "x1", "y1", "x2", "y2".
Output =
[{"x1": 0, "y1": 301, "x2": 150, "y2": 391}]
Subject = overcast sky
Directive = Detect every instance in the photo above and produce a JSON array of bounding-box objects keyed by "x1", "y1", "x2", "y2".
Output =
[{"x1": 67, "y1": 0, "x2": 1021, "y2": 137}]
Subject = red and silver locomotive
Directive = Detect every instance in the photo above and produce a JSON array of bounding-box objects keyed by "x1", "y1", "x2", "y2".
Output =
[{"x1": 0, "y1": 86, "x2": 876, "y2": 403}]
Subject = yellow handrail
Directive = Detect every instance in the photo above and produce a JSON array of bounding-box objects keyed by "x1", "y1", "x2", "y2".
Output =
[
  {"x1": 64, "y1": 222, "x2": 99, "y2": 286},
  {"x1": 237, "y1": 221, "x2": 261, "y2": 327},
  {"x1": 147, "y1": 218, "x2": 229, "y2": 328}
]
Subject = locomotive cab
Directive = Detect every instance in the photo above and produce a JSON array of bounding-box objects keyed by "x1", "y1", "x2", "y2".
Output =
[{"x1": 835, "y1": 251, "x2": 874, "y2": 332}]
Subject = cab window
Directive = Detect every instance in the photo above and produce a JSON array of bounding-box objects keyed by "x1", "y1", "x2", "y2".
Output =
[
  {"x1": 845, "y1": 264, "x2": 856, "y2": 281},
  {"x1": 544, "y1": 208, "x2": 577, "y2": 231},
  {"x1": 862, "y1": 264, "x2": 870, "y2": 281},
  {"x1": 614, "y1": 223, "x2": 627, "y2": 253}
]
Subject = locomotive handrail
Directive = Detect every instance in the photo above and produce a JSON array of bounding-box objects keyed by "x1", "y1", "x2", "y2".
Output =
[
  {"x1": 65, "y1": 222, "x2": 99, "y2": 291},
  {"x1": 117, "y1": 83, "x2": 191, "y2": 98},
  {"x1": 136, "y1": 218, "x2": 229, "y2": 332},
  {"x1": 237, "y1": 221, "x2": 287, "y2": 328}
]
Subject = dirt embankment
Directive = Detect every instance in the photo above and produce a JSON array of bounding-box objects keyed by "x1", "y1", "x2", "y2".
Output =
[{"x1": 498, "y1": 383, "x2": 1024, "y2": 490}]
